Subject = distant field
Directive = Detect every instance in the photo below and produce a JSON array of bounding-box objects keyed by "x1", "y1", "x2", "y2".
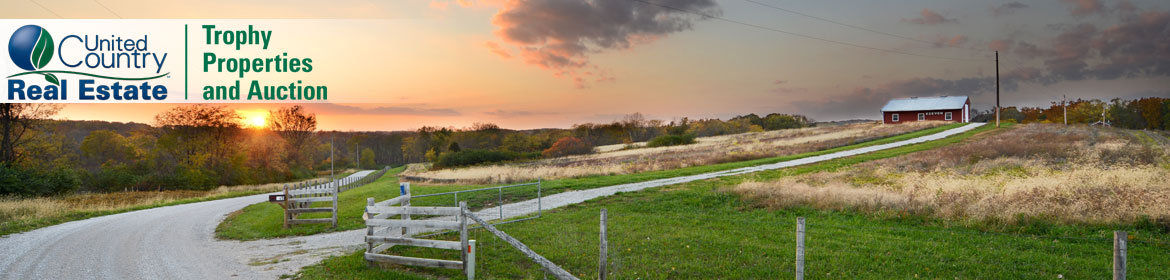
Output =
[
  {"x1": 737, "y1": 124, "x2": 1170, "y2": 227},
  {"x1": 403, "y1": 121, "x2": 947, "y2": 184}
]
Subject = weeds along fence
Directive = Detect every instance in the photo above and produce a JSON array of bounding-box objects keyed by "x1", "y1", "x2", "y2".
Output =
[{"x1": 281, "y1": 167, "x2": 390, "y2": 228}]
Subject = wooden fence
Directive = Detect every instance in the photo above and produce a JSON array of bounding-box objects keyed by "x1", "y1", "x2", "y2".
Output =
[
  {"x1": 363, "y1": 182, "x2": 578, "y2": 280},
  {"x1": 365, "y1": 183, "x2": 478, "y2": 279},
  {"x1": 282, "y1": 167, "x2": 391, "y2": 228}
]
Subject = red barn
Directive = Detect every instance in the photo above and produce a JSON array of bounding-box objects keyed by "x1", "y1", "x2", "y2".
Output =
[{"x1": 880, "y1": 96, "x2": 970, "y2": 124}]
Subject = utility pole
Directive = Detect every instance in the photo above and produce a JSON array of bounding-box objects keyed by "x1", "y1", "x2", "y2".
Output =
[
  {"x1": 1063, "y1": 94, "x2": 1068, "y2": 126},
  {"x1": 330, "y1": 134, "x2": 334, "y2": 182},
  {"x1": 995, "y1": 51, "x2": 1001, "y2": 128}
]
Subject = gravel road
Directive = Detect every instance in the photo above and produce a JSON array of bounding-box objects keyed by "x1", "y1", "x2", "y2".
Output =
[
  {"x1": 0, "y1": 123, "x2": 983, "y2": 279},
  {"x1": 0, "y1": 171, "x2": 373, "y2": 280}
]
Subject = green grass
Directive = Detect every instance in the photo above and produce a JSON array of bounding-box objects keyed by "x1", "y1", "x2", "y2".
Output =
[
  {"x1": 216, "y1": 167, "x2": 406, "y2": 240},
  {"x1": 298, "y1": 122, "x2": 1170, "y2": 279},
  {"x1": 217, "y1": 123, "x2": 966, "y2": 240}
]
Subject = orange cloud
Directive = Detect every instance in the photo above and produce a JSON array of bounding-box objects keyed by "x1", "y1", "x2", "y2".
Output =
[
  {"x1": 484, "y1": 41, "x2": 512, "y2": 59},
  {"x1": 429, "y1": 0, "x2": 450, "y2": 10}
]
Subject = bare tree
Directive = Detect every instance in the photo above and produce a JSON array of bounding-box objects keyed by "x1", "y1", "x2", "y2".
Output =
[
  {"x1": 0, "y1": 103, "x2": 62, "y2": 164},
  {"x1": 621, "y1": 112, "x2": 647, "y2": 142},
  {"x1": 155, "y1": 104, "x2": 241, "y2": 129},
  {"x1": 267, "y1": 105, "x2": 317, "y2": 168},
  {"x1": 152, "y1": 105, "x2": 242, "y2": 185}
]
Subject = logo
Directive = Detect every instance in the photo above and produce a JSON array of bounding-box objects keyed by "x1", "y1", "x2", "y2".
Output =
[
  {"x1": 6, "y1": 24, "x2": 172, "y2": 101},
  {"x1": 7, "y1": 25, "x2": 58, "y2": 85}
]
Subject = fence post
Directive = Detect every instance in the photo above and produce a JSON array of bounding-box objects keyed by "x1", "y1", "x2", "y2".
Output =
[
  {"x1": 467, "y1": 239, "x2": 477, "y2": 280},
  {"x1": 282, "y1": 184, "x2": 289, "y2": 229},
  {"x1": 332, "y1": 179, "x2": 338, "y2": 228},
  {"x1": 537, "y1": 178, "x2": 543, "y2": 217},
  {"x1": 1114, "y1": 231, "x2": 1127, "y2": 280},
  {"x1": 498, "y1": 186, "x2": 504, "y2": 221},
  {"x1": 600, "y1": 208, "x2": 608, "y2": 280},
  {"x1": 366, "y1": 197, "x2": 375, "y2": 253},
  {"x1": 796, "y1": 217, "x2": 805, "y2": 280},
  {"x1": 402, "y1": 183, "x2": 412, "y2": 236},
  {"x1": 460, "y1": 201, "x2": 469, "y2": 273}
]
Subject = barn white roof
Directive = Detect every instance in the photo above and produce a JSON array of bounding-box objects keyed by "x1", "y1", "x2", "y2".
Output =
[{"x1": 880, "y1": 96, "x2": 968, "y2": 112}]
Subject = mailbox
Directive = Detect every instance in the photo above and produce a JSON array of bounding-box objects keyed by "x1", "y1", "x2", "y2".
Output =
[{"x1": 268, "y1": 194, "x2": 286, "y2": 202}]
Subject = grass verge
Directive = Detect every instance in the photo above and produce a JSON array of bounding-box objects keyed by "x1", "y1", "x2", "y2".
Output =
[{"x1": 297, "y1": 123, "x2": 1170, "y2": 279}]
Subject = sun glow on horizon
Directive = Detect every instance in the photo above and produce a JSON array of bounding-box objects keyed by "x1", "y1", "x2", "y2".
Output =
[{"x1": 237, "y1": 110, "x2": 270, "y2": 128}]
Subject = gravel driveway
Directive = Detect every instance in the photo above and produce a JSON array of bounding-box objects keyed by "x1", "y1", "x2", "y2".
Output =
[
  {"x1": 0, "y1": 171, "x2": 373, "y2": 280},
  {"x1": 0, "y1": 123, "x2": 983, "y2": 279}
]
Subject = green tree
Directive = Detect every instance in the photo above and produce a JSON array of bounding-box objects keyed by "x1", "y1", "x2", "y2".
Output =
[
  {"x1": 0, "y1": 104, "x2": 62, "y2": 164},
  {"x1": 360, "y1": 148, "x2": 375, "y2": 168}
]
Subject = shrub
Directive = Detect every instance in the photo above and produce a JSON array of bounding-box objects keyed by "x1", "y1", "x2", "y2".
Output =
[
  {"x1": 647, "y1": 134, "x2": 696, "y2": 147},
  {"x1": 436, "y1": 149, "x2": 537, "y2": 168},
  {"x1": 0, "y1": 164, "x2": 80, "y2": 196},
  {"x1": 542, "y1": 137, "x2": 593, "y2": 158}
]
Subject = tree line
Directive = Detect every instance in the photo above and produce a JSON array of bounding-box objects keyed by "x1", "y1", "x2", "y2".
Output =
[
  {"x1": 0, "y1": 104, "x2": 810, "y2": 197},
  {"x1": 972, "y1": 97, "x2": 1170, "y2": 129}
]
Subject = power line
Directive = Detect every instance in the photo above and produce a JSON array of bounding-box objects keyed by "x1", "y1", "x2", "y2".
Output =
[
  {"x1": 92, "y1": 0, "x2": 124, "y2": 19},
  {"x1": 28, "y1": 0, "x2": 63, "y2": 18},
  {"x1": 742, "y1": 0, "x2": 985, "y2": 52},
  {"x1": 631, "y1": 0, "x2": 990, "y2": 62}
]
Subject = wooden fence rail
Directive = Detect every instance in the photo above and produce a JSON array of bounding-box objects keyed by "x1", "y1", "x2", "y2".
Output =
[
  {"x1": 462, "y1": 207, "x2": 578, "y2": 280},
  {"x1": 364, "y1": 185, "x2": 477, "y2": 279},
  {"x1": 281, "y1": 166, "x2": 391, "y2": 228},
  {"x1": 363, "y1": 178, "x2": 573, "y2": 280}
]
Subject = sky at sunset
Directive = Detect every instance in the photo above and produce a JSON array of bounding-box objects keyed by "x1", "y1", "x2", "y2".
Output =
[{"x1": 4, "y1": 0, "x2": 1168, "y2": 131}]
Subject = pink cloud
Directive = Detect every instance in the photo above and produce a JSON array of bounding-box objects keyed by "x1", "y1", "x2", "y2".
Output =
[
  {"x1": 988, "y1": 39, "x2": 1013, "y2": 52},
  {"x1": 484, "y1": 41, "x2": 512, "y2": 59},
  {"x1": 904, "y1": 8, "x2": 957, "y2": 25},
  {"x1": 1060, "y1": 0, "x2": 1106, "y2": 17}
]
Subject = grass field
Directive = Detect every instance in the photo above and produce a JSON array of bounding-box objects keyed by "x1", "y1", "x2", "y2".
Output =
[
  {"x1": 403, "y1": 121, "x2": 947, "y2": 184},
  {"x1": 295, "y1": 122, "x2": 1170, "y2": 279},
  {"x1": 0, "y1": 170, "x2": 356, "y2": 237},
  {"x1": 218, "y1": 123, "x2": 966, "y2": 240},
  {"x1": 737, "y1": 124, "x2": 1170, "y2": 227}
]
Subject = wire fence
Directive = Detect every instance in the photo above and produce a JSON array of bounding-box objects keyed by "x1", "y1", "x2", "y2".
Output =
[
  {"x1": 511, "y1": 213, "x2": 1167, "y2": 279},
  {"x1": 384, "y1": 204, "x2": 1170, "y2": 279}
]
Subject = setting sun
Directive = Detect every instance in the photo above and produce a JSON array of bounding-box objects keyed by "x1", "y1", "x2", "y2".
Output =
[{"x1": 236, "y1": 110, "x2": 269, "y2": 128}]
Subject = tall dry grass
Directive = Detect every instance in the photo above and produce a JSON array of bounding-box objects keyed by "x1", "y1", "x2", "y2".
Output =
[
  {"x1": 0, "y1": 175, "x2": 344, "y2": 226},
  {"x1": 403, "y1": 121, "x2": 948, "y2": 184},
  {"x1": 735, "y1": 124, "x2": 1170, "y2": 226}
]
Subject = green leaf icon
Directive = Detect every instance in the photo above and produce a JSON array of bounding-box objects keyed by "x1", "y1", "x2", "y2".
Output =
[
  {"x1": 31, "y1": 28, "x2": 54, "y2": 70},
  {"x1": 43, "y1": 73, "x2": 59, "y2": 86}
]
